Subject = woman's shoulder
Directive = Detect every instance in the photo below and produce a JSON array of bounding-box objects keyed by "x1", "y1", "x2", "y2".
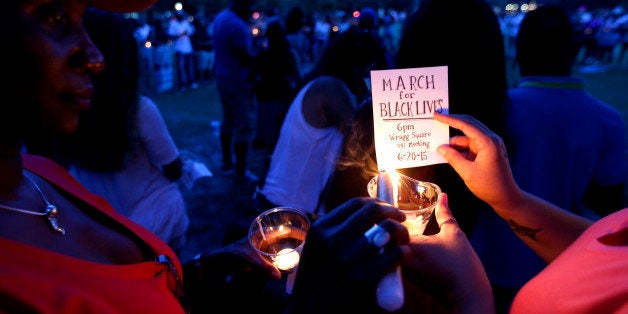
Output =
[
  {"x1": 138, "y1": 95, "x2": 157, "y2": 108},
  {"x1": 302, "y1": 76, "x2": 355, "y2": 128},
  {"x1": 309, "y1": 76, "x2": 349, "y2": 93},
  {"x1": 137, "y1": 96, "x2": 163, "y2": 117}
]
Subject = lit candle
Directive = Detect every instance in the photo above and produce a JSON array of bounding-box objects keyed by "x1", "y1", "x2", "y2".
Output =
[
  {"x1": 377, "y1": 172, "x2": 439, "y2": 237},
  {"x1": 375, "y1": 170, "x2": 405, "y2": 312},
  {"x1": 273, "y1": 248, "x2": 300, "y2": 272},
  {"x1": 377, "y1": 171, "x2": 396, "y2": 206}
]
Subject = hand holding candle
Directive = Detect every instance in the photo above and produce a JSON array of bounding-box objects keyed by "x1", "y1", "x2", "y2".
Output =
[{"x1": 368, "y1": 171, "x2": 442, "y2": 311}]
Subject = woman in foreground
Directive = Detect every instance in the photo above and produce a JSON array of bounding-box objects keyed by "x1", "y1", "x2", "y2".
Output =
[{"x1": 0, "y1": 3, "x2": 407, "y2": 313}]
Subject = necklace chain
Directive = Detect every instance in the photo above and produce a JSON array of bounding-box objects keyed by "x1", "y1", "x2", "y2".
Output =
[{"x1": 0, "y1": 173, "x2": 66, "y2": 235}]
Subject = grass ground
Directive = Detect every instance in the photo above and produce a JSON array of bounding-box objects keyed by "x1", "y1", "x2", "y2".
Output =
[
  {"x1": 153, "y1": 79, "x2": 271, "y2": 263},
  {"x1": 154, "y1": 65, "x2": 628, "y2": 264}
]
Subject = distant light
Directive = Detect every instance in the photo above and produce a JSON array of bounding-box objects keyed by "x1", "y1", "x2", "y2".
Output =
[
  {"x1": 253, "y1": 11, "x2": 260, "y2": 19},
  {"x1": 353, "y1": 10, "x2": 360, "y2": 18},
  {"x1": 332, "y1": 25, "x2": 339, "y2": 32},
  {"x1": 144, "y1": 41, "x2": 152, "y2": 48},
  {"x1": 252, "y1": 27, "x2": 260, "y2": 36},
  {"x1": 521, "y1": 4, "x2": 529, "y2": 11},
  {"x1": 174, "y1": 2, "x2": 183, "y2": 11},
  {"x1": 505, "y1": 3, "x2": 519, "y2": 12}
]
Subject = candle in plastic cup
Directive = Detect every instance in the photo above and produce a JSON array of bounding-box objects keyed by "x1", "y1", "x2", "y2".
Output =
[
  {"x1": 368, "y1": 172, "x2": 441, "y2": 237},
  {"x1": 248, "y1": 207, "x2": 310, "y2": 274}
]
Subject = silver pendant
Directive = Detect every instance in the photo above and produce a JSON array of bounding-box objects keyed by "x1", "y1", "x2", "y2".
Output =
[{"x1": 45, "y1": 204, "x2": 66, "y2": 235}]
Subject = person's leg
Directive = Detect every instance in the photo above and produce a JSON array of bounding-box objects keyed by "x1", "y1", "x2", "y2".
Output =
[
  {"x1": 195, "y1": 50, "x2": 210, "y2": 82},
  {"x1": 185, "y1": 53, "x2": 198, "y2": 89},
  {"x1": 253, "y1": 100, "x2": 271, "y2": 148},
  {"x1": 233, "y1": 86, "x2": 258, "y2": 184},
  {"x1": 175, "y1": 51, "x2": 187, "y2": 90},
  {"x1": 216, "y1": 79, "x2": 237, "y2": 173},
  {"x1": 234, "y1": 142, "x2": 250, "y2": 176}
]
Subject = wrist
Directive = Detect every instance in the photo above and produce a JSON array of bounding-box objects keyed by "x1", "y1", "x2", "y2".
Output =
[{"x1": 190, "y1": 251, "x2": 233, "y2": 283}]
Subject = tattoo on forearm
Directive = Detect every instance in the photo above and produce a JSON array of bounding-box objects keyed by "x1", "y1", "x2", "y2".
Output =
[{"x1": 507, "y1": 219, "x2": 542, "y2": 241}]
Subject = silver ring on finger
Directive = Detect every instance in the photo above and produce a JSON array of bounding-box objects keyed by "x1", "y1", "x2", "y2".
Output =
[
  {"x1": 364, "y1": 224, "x2": 391, "y2": 248},
  {"x1": 438, "y1": 217, "x2": 458, "y2": 228}
]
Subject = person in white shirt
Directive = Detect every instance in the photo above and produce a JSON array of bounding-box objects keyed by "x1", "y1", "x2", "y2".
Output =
[{"x1": 168, "y1": 11, "x2": 198, "y2": 91}]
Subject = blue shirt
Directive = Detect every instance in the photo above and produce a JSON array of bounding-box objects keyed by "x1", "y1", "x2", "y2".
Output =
[
  {"x1": 471, "y1": 75, "x2": 627, "y2": 288},
  {"x1": 212, "y1": 8, "x2": 252, "y2": 81}
]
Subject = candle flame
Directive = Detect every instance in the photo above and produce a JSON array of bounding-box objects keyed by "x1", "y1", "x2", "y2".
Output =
[{"x1": 273, "y1": 248, "x2": 300, "y2": 271}]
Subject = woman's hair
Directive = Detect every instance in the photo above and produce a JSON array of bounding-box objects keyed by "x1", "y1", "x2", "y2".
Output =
[
  {"x1": 516, "y1": 4, "x2": 577, "y2": 76},
  {"x1": 302, "y1": 25, "x2": 380, "y2": 99},
  {"x1": 396, "y1": 0, "x2": 508, "y2": 137},
  {"x1": 335, "y1": 98, "x2": 378, "y2": 176},
  {"x1": 264, "y1": 18, "x2": 292, "y2": 57},
  {"x1": 285, "y1": 6, "x2": 306, "y2": 34},
  {"x1": 60, "y1": 8, "x2": 140, "y2": 171}
]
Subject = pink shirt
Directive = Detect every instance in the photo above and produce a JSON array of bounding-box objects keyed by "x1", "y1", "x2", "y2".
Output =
[{"x1": 511, "y1": 209, "x2": 628, "y2": 313}]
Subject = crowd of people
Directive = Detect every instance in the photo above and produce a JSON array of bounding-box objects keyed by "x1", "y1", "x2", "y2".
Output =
[
  {"x1": 1, "y1": 0, "x2": 626, "y2": 312},
  {"x1": 129, "y1": 2, "x2": 628, "y2": 96}
]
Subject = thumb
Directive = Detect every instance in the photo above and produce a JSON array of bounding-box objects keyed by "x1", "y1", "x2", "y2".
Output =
[{"x1": 433, "y1": 193, "x2": 458, "y2": 230}]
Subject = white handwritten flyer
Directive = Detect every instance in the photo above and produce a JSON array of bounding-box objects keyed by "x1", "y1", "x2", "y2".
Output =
[{"x1": 371, "y1": 66, "x2": 449, "y2": 170}]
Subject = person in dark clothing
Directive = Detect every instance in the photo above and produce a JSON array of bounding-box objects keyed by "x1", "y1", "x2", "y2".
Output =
[
  {"x1": 213, "y1": 0, "x2": 259, "y2": 185},
  {"x1": 251, "y1": 17, "x2": 301, "y2": 182}
]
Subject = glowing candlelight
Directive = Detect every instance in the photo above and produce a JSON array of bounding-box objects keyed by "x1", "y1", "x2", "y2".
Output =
[
  {"x1": 403, "y1": 216, "x2": 422, "y2": 237},
  {"x1": 273, "y1": 248, "x2": 300, "y2": 271}
]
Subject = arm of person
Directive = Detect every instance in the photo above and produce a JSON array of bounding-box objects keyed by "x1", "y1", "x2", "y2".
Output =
[
  {"x1": 287, "y1": 197, "x2": 409, "y2": 313},
  {"x1": 162, "y1": 157, "x2": 183, "y2": 182},
  {"x1": 433, "y1": 112, "x2": 593, "y2": 263},
  {"x1": 166, "y1": 20, "x2": 180, "y2": 37},
  {"x1": 182, "y1": 237, "x2": 281, "y2": 311},
  {"x1": 232, "y1": 44, "x2": 255, "y2": 67},
  {"x1": 136, "y1": 96, "x2": 182, "y2": 179},
  {"x1": 186, "y1": 21, "x2": 195, "y2": 37}
]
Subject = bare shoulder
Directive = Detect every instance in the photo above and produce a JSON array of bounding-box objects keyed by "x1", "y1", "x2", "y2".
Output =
[
  {"x1": 308, "y1": 76, "x2": 351, "y2": 95},
  {"x1": 302, "y1": 76, "x2": 355, "y2": 128},
  {"x1": 304, "y1": 76, "x2": 353, "y2": 107}
]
